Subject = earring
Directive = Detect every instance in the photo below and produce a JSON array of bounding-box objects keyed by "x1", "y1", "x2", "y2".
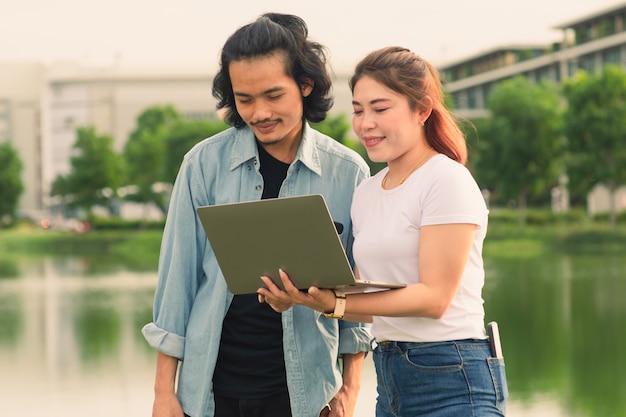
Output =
[{"x1": 419, "y1": 121, "x2": 425, "y2": 127}]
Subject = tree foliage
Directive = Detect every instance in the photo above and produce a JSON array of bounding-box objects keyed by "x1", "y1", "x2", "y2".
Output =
[
  {"x1": 123, "y1": 105, "x2": 181, "y2": 213},
  {"x1": 311, "y1": 114, "x2": 351, "y2": 143},
  {"x1": 51, "y1": 127, "x2": 125, "y2": 217},
  {"x1": 0, "y1": 142, "x2": 24, "y2": 223},
  {"x1": 563, "y1": 65, "x2": 626, "y2": 224},
  {"x1": 477, "y1": 76, "x2": 565, "y2": 212},
  {"x1": 314, "y1": 114, "x2": 387, "y2": 174},
  {"x1": 162, "y1": 118, "x2": 229, "y2": 184}
]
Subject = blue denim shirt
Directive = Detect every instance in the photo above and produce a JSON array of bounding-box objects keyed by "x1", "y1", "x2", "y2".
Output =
[{"x1": 142, "y1": 123, "x2": 372, "y2": 417}]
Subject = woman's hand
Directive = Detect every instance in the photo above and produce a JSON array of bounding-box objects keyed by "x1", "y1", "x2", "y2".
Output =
[{"x1": 257, "y1": 269, "x2": 336, "y2": 314}]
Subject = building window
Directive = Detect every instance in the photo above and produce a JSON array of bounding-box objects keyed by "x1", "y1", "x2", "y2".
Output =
[
  {"x1": 442, "y1": 70, "x2": 456, "y2": 83},
  {"x1": 578, "y1": 54, "x2": 597, "y2": 73},
  {"x1": 602, "y1": 47, "x2": 621, "y2": 65},
  {"x1": 598, "y1": 18, "x2": 616, "y2": 37},
  {"x1": 451, "y1": 92, "x2": 467, "y2": 110},
  {"x1": 467, "y1": 88, "x2": 480, "y2": 109},
  {"x1": 483, "y1": 83, "x2": 494, "y2": 101},
  {"x1": 183, "y1": 111, "x2": 214, "y2": 120},
  {"x1": 0, "y1": 119, "x2": 7, "y2": 140},
  {"x1": 535, "y1": 65, "x2": 556, "y2": 82},
  {"x1": 617, "y1": 13, "x2": 625, "y2": 32},
  {"x1": 575, "y1": 24, "x2": 594, "y2": 44},
  {"x1": 53, "y1": 86, "x2": 64, "y2": 98},
  {"x1": 0, "y1": 100, "x2": 9, "y2": 140},
  {"x1": 64, "y1": 116, "x2": 75, "y2": 129}
]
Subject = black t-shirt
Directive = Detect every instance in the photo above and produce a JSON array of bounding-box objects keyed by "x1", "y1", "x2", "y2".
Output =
[{"x1": 212, "y1": 142, "x2": 290, "y2": 399}]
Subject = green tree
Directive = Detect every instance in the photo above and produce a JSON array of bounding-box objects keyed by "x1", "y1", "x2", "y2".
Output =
[
  {"x1": 51, "y1": 127, "x2": 125, "y2": 217},
  {"x1": 0, "y1": 142, "x2": 24, "y2": 224},
  {"x1": 461, "y1": 117, "x2": 491, "y2": 187},
  {"x1": 477, "y1": 76, "x2": 565, "y2": 217},
  {"x1": 311, "y1": 114, "x2": 351, "y2": 143},
  {"x1": 123, "y1": 105, "x2": 181, "y2": 213},
  {"x1": 163, "y1": 118, "x2": 229, "y2": 183},
  {"x1": 563, "y1": 65, "x2": 626, "y2": 225},
  {"x1": 314, "y1": 114, "x2": 387, "y2": 175}
]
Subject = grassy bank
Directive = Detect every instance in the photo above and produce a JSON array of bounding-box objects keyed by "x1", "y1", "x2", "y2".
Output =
[
  {"x1": 484, "y1": 222, "x2": 626, "y2": 257},
  {"x1": 0, "y1": 224, "x2": 164, "y2": 269},
  {"x1": 1, "y1": 219, "x2": 625, "y2": 263}
]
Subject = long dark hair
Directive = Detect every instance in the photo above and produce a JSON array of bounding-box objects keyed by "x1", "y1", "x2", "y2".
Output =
[
  {"x1": 212, "y1": 13, "x2": 333, "y2": 128},
  {"x1": 350, "y1": 46, "x2": 467, "y2": 165}
]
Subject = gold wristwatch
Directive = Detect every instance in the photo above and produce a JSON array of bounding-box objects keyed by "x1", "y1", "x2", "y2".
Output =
[{"x1": 323, "y1": 289, "x2": 346, "y2": 319}]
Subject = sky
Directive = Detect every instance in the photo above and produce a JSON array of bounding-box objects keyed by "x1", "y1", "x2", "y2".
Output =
[{"x1": 1, "y1": 0, "x2": 624, "y2": 73}]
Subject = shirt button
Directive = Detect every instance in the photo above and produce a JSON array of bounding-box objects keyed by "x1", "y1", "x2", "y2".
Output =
[{"x1": 255, "y1": 185, "x2": 262, "y2": 190}]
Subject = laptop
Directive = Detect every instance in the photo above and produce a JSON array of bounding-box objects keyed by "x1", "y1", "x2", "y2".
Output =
[{"x1": 196, "y1": 194, "x2": 406, "y2": 295}]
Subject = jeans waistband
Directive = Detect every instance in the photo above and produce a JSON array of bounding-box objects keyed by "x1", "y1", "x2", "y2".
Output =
[{"x1": 374, "y1": 338, "x2": 488, "y2": 350}]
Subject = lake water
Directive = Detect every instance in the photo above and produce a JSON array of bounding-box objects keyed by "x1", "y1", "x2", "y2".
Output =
[{"x1": 0, "y1": 252, "x2": 624, "y2": 417}]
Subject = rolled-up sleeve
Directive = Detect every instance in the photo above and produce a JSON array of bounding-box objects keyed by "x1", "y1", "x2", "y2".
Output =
[
  {"x1": 337, "y1": 320, "x2": 372, "y2": 355},
  {"x1": 141, "y1": 322, "x2": 186, "y2": 360}
]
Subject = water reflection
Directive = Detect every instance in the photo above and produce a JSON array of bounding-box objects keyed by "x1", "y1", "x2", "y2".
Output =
[
  {"x1": 485, "y1": 253, "x2": 626, "y2": 417},
  {"x1": 0, "y1": 253, "x2": 624, "y2": 417},
  {"x1": 0, "y1": 256, "x2": 156, "y2": 417}
]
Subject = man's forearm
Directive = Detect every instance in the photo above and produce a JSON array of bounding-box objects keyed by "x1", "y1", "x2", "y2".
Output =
[
  {"x1": 341, "y1": 351, "x2": 366, "y2": 390},
  {"x1": 327, "y1": 351, "x2": 366, "y2": 417},
  {"x1": 155, "y1": 351, "x2": 180, "y2": 394},
  {"x1": 152, "y1": 352, "x2": 185, "y2": 417}
]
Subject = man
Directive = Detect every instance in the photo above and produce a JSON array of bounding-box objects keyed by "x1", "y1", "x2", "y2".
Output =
[{"x1": 142, "y1": 13, "x2": 372, "y2": 417}]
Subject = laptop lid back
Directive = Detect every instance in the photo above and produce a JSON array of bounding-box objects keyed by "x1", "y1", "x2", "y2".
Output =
[{"x1": 196, "y1": 194, "x2": 356, "y2": 294}]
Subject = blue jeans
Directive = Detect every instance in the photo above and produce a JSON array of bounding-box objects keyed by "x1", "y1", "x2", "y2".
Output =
[{"x1": 373, "y1": 339, "x2": 508, "y2": 417}]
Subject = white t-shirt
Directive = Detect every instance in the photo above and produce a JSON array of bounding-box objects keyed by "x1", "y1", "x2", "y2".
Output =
[{"x1": 351, "y1": 154, "x2": 488, "y2": 342}]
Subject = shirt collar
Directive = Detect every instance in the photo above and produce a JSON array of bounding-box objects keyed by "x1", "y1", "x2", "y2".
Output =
[
  {"x1": 229, "y1": 122, "x2": 323, "y2": 177},
  {"x1": 294, "y1": 122, "x2": 322, "y2": 176}
]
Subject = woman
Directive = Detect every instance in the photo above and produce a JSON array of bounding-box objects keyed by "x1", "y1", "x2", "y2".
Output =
[{"x1": 258, "y1": 46, "x2": 508, "y2": 416}]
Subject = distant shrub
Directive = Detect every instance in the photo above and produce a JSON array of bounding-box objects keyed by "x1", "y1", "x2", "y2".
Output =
[{"x1": 90, "y1": 217, "x2": 165, "y2": 230}]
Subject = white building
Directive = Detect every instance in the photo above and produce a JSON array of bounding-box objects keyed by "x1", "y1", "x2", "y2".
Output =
[
  {"x1": 0, "y1": 62, "x2": 46, "y2": 214},
  {"x1": 441, "y1": 2, "x2": 626, "y2": 118},
  {"x1": 588, "y1": 183, "x2": 626, "y2": 215}
]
